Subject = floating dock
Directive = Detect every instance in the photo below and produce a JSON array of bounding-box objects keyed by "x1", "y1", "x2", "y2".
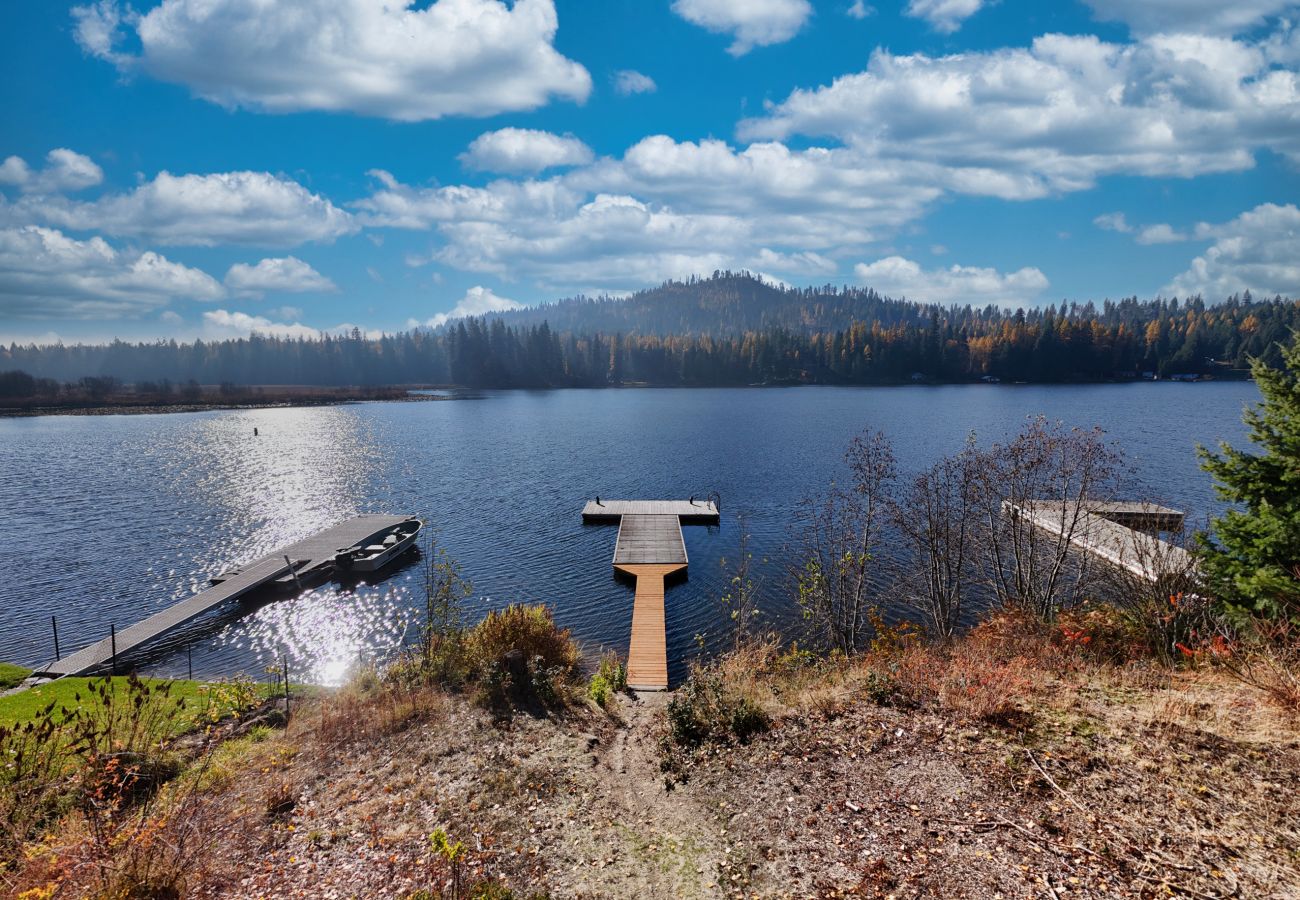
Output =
[
  {"x1": 583, "y1": 499, "x2": 719, "y2": 690},
  {"x1": 41, "y1": 514, "x2": 412, "y2": 678},
  {"x1": 1004, "y1": 500, "x2": 1193, "y2": 582}
]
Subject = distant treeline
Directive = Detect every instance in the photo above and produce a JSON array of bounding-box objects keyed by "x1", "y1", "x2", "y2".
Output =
[{"x1": 3, "y1": 274, "x2": 1297, "y2": 390}]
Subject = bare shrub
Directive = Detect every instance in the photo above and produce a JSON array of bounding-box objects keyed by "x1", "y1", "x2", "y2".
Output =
[
  {"x1": 1102, "y1": 521, "x2": 1211, "y2": 666},
  {"x1": 1210, "y1": 618, "x2": 1300, "y2": 713},
  {"x1": 720, "y1": 513, "x2": 763, "y2": 650},
  {"x1": 892, "y1": 435, "x2": 984, "y2": 639},
  {"x1": 793, "y1": 429, "x2": 897, "y2": 654},
  {"x1": 976, "y1": 417, "x2": 1125, "y2": 621}
]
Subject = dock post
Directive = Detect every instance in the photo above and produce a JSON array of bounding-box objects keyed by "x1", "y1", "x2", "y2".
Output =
[
  {"x1": 51, "y1": 616, "x2": 60, "y2": 661},
  {"x1": 284, "y1": 555, "x2": 303, "y2": 593},
  {"x1": 282, "y1": 656, "x2": 290, "y2": 718},
  {"x1": 187, "y1": 644, "x2": 193, "y2": 681},
  {"x1": 110, "y1": 624, "x2": 117, "y2": 676}
]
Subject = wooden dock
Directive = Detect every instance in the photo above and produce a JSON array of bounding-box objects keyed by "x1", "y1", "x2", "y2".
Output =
[
  {"x1": 583, "y1": 499, "x2": 719, "y2": 690},
  {"x1": 41, "y1": 514, "x2": 412, "y2": 678},
  {"x1": 1005, "y1": 500, "x2": 1193, "y2": 582}
]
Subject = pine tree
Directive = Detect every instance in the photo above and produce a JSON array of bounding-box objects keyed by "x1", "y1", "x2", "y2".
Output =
[{"x1": 1197, "y1": 330, "x2": 1300, "y2": 617}]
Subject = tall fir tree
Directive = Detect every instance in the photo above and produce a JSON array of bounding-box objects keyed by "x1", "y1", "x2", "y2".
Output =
[{"x1": 1198, "y1": 330, "x2": 1300, "y2": 617}]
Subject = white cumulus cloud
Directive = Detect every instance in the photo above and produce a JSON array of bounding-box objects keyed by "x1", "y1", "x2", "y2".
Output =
[
  {"x1": 1094, "y1": 212, "x2": 1133, "y2": 233},
  {"x1": 356, "y1": 136, "x2": 962, "y2": 292},
  {"x1": 740, "y1": 33, "x2": 1300, "y2": 195},
  {"x1": 72, "y1": 0, "x2": 592, "y2": 121},
  {"x1": 19, "y1": 170, "x2": 356, "y2": 247},
  {"x1": 0, "y1": 225, "x2": 224, "y2": 319},
  {"x1": 671, "y1": 0, "x2": 813, "y2": 55},
  {"x1": 1135, "y1": 223, "x2": 1189, "y2": 244},
  {"x1": 0, "y1": 149, "x2": 104, "y2": 194},
  {"x1": 905, "y1": 0, "x2": 985, "y2": 34},
  {"x1": 613, "y1": 70, "x2": 657, "y2": 95},
  {"x1": 1164, "y1": 203, "x2": 1300, "y2": 298},
  {"x1": 854, "y1": 255, "x2": 1049, "y2": 307},
  {"x1": 1082, "y1": 0, "x2": 1300, "y2": 37},
  {"x1": 418, "y1": 286, "x2": 525, "y2": 328},
  {"x1": 201, "y1": 309, "x2": 322, "y2": 340},
  {"x1": 224, "y1": 257, "x2": 337, "y2": 296},
  {"x1": 460, "y1": 128, "x2": 594, "y2": 174}
]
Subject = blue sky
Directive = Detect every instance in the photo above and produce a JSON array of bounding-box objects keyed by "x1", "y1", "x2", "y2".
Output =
[{"x1": 1, "y1": 0, "x2": 1298, "y2": 345}]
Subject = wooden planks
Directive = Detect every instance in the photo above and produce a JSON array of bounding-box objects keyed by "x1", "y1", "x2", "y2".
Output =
[
  {"x1": 615, "y1": 564, "x2": 685, "y2": 690},
  {"x1": 43, "y1": 557, "x2": 294, "y2": 677},
  {"x1": 1005, "y1": 500, "x2": 1194, "y2": 582},
  {"x1": 582, "y1": 499, "x2": 719, "y2": 523},
  {"x1": 614, "y1": 514, "x2": 688, "y2": 566},
  {"x1": 583, "y1": 498, "x2": 720, "y2": 691},
  {"x1": 43, "y1": 514, "x2": 415, "y2": 678}
]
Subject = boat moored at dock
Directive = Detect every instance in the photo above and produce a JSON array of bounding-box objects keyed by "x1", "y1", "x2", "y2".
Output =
[{"x1": 334, "y1": 517, "x2": 422, "y2": 573}]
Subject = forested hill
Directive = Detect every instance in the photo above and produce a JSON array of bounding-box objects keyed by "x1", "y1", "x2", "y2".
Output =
[
  {"x1": 489, "y1": 274, "x2": 914, "y2": 336},
  {"x1": 3, "y1": 274, "x2": 1298, "y2": 391}
]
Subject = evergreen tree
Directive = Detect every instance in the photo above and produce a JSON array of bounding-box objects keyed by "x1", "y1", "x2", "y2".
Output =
[{"x1": 1197, "y1": 330, "x2": 1300, "y2": 617}]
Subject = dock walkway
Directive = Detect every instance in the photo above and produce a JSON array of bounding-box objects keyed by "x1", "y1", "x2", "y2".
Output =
[
  {"x1": 1005, "y1": 500, "x2": 1192, "y2": 582},
  {"x1": 42, "y1": 514, "x2": 411, "y2": 678},
  {"x1": 583, "y1": 499, "x2": 719, "y2": 690}
]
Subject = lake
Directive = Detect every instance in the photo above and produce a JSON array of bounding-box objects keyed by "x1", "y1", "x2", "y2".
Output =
[{"x1": 0, "y1": 383, "x2": 1258, "y2": 685}]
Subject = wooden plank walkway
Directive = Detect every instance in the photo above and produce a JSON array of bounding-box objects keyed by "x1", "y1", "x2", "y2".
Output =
[
  {"x1": 584, "y1": 499, "x2": 720, "y2": 690},
  {"x1": 614, "y1": 514, "x2": 688, "y2": 566},
  {"x1": 615, "y1": 563, "x2": 685, "y2": 690},
  {"x1": 42, "y1": 514, "x2": 413, "y2": 677},
  {"x1": 583, "y1": 499, "x2": 719, "y2": 523},
  {"x1": 1005, "y1": 500, "x2": 1193, "y2": 582}
]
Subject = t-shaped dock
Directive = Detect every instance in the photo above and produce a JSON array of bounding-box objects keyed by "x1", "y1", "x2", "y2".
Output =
[{"x1": 582, "y1": 499, "x2": 720, "y2": 690}]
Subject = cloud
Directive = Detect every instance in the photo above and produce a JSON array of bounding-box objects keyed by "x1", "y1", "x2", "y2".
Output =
[
  {"x1": 0, "y1": 225, "x2": 223, "y2": 319},
  {"x1": 1135, "y1": 223, "x2": 1189, "y2": 244},
  {"x1": 1094, "y1": 212, "x2": 1133, "y2": 233},
  {"x1": 201, "y1": 308, "x2": 322, "y2": 340},
  {"x1": 671, "y1": 0, "x2": 812, "y2": 55},
  {"x1": 419, "y1": 286, "x2": 525, "y2": 328},
  {"x1": 19, "y1": 170, "x2": 356, "y2": 247},
  {"x1": 72, "y1": 0, "x2": 591, "y2": 122},
  {"x1": 356, "y1": 137, "x2": 957, "y2": 291},
  {"x1": 0, "y1": 149, "x2": 104, "y2": 194},
  {"x1": 459, "y1": 128, "x2": 594, "y2": 174},
  {"x1": 613, "y1": 70, "x2": 657, "y2": 95},
  {"x1": 740, "y1": 33, "x2": 1300, "y2": 196},
  {"x1": 1082, "y1": 0, "x2": 1300, "y2": 37},
  {"x1": 854, "y1": 255, "x2": 1049, "y2": 306},
  {"x1": 905, "y1": 0, "x2": 984, "y2": 34},
  {"x1": 846, "y1": 1, "x2": 874, "y2": 20},
  {"x1": 224, "y1": 256, "x2": 337, "y2": 296},
  {"x1": 1164, "y1": 203, "x2": 1300, "y2": 298}
]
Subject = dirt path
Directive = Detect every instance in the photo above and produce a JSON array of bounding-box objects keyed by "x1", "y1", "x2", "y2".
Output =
[{"x1": 565, "y1": 690, "x2": 724, "y2": 899}]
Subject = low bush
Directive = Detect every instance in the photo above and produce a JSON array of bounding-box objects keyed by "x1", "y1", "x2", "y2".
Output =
[
  {"x1": 588, "y1": 652, "x2": 627, "y2": 709},
  {"x1": 467, "y1": 605, "x2": 580, "y2": 676},
  {"x1": 665, "y1": 665, "x2": 770, "y2": 751},
  {"x1": 391, "y1": 604, "x2": 582, "y2": 712}
]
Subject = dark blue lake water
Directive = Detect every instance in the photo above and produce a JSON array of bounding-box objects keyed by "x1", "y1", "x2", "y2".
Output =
[{"x1": 0, "y1": 383, "x2": 1258, "y2": 685}]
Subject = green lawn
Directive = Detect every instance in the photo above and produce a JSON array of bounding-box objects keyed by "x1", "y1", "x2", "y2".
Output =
[
  {"x1": 0, "y1": 663, "x2": 32, "y2": 691},
  {"x1": 0, "y1": 676, "x2": 280, "y2": 736}
]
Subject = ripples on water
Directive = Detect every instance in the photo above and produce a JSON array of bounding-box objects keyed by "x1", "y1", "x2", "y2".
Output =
[{"x1": 0, "y1": 384, "x2": 1257, "y2": 685}]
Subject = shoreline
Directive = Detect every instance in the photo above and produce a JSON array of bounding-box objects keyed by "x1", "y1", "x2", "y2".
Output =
[
  {"x1": 1, "y1": 377, "x2": 1251, "y2": 418},
  {"x1": 0, "y1": 391, "x2": 459, "y2": 418}
]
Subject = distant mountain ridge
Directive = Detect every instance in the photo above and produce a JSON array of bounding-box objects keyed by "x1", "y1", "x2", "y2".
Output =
[
  {"x1": 490, "y1": 273, "x2": 948, "y2": 336},
  {"x1": 3, "y1": 273, "x2": 1298, "y2": 389}
]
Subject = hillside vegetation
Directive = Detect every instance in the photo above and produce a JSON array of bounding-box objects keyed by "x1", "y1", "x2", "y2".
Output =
[{"x1": 4, "y1": 274, "x2": 1297, "y2": 389}]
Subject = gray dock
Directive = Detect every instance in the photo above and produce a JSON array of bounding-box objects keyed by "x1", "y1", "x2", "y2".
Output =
[
  {"x1": 1005, "y1": 500, "x2": 1193, "y2": 582},
  {"x1": 583, "y1": 499, "x2": 719, "y2": 690},
  {"x1": 41, "y1": 514, "x2": 412, "y2": 678}
]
